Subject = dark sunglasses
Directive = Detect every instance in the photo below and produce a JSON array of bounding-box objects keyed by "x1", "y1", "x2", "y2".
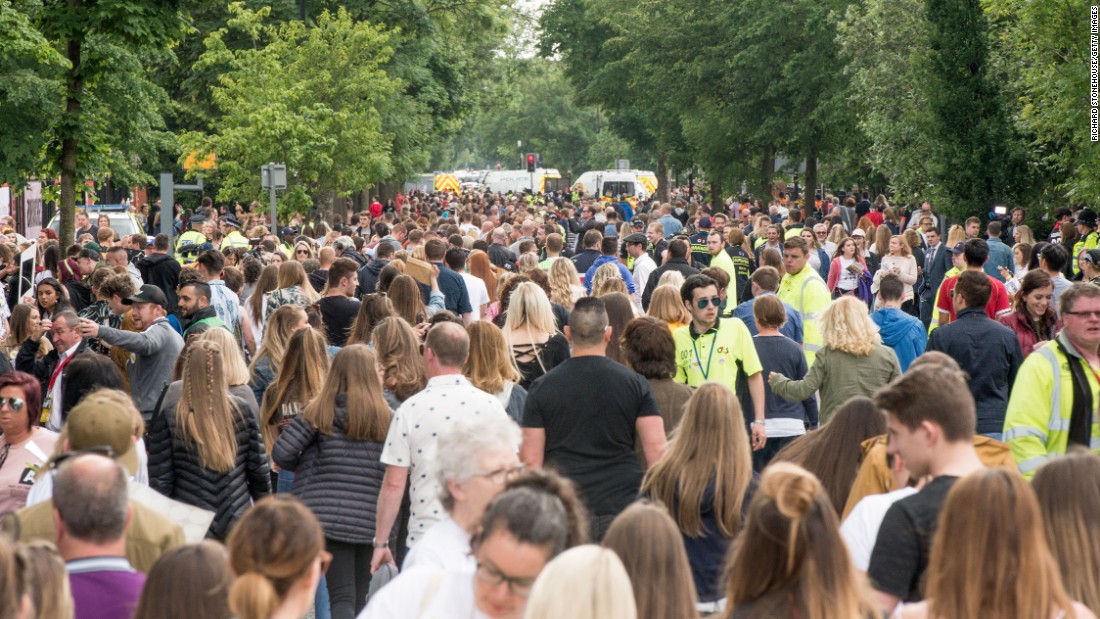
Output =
[
  {"x1": 0, "y1": 396, "x2": 24, "y2": 412},
  {"x1": 696, "y1": 296, "x2": 722, "y2": 309},
  {"x1": 48, "y1": 446, "x2": 116, "y2": 470}
]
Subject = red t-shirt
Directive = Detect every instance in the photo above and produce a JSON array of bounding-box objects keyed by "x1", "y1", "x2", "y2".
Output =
[
  {"x1": 866, "y1": 211, "x2": 884, "y2": 227},
  {"x1": 935, "y1": 273, "x2": 1011, "y2": 322},
  {"x1": 369, "y1": 201, "x2": 383, "y2": 217}
]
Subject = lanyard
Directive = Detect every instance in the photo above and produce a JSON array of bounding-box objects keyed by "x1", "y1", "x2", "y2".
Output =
[
  {"x1": 48, "y1": 351, "x2": 74, "y2": 392},
  {"x1": 690, "y1": 330, "x2": 717, "y2": 381}
]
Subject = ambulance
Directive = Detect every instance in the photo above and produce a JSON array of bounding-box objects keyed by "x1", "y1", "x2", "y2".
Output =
[
  {"x1": 482, "y1": 169, "x2": 565, "y2": 195},
  {"x1": 571, "y1": 170, "x2": 658, "y2": 201}
]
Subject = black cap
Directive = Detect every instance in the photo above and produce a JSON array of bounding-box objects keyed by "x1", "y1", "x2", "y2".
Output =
[
  {"x1": 219, "y1": 214, "x2": 241, "y2": 228},
  {"x1": 280, "y1": 227, "x2": 297, "y2": 236},
  {"x1": 631, "y1": 218, "x2": 645, "y2": 228},
  {"x1": 1077, "y1": 208, "x2": 1098, "y2": 227},
  {"x1": 124, "y1": 284, "x2": 167, "y2": 308},
  {"x1": 949, "y1": 241, "x2": 967, "y2": 255},
  {"x1": 189, "y1": 213, "x2": 206, "y2": 224},
  {"x1": 78, "y1": 248, "x2": 100, "y2": 261},
  {"x1": 623, "y1": 233, "x2": 648, "y2": 245}
]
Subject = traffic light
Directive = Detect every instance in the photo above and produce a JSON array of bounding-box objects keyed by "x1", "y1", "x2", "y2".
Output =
[{"x1": 526, "y1": 153, "x2": 537, "y2": 172}]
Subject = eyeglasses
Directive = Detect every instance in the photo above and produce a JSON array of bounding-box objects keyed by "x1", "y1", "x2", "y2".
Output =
[
  {"x1": 476, "y1": 562, "x2": 536, "y2": 596},
  {"x1": 696, "y1": 296, "x2": 722, "y2": 309},
  {"x1": 0, "y1": 397, "x2": 24, "y2": 412},
  {"x1": 48, "y1": 446, "x2": 116, "y2": 470},
  {"x1": 472, "y1": 464, "x2": 525, "y2": 484},
  {"x1": 1065, "y1": 310, "x2": 1100, "y2": 319}
]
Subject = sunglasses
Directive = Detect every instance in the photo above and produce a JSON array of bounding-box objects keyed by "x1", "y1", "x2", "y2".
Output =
[
  {"x1": 0, "y1": 396, "x2": 24, "y2": 412},
  {"x1": 696, "y1": 296, "x2": 722, "y2": 309}
]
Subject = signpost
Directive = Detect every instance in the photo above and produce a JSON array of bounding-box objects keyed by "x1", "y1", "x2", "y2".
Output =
[
  {"x1": 159, "y1": 173, "x2": 204, "y2": 251},
  {"x1": 261, "y1": 163, "x2": 287, "y2": 235}
]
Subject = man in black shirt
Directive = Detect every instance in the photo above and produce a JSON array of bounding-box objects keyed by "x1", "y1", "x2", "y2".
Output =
[
  {"x1": 520, "y1": 297, "x2": 667, "y2": 540},
  {"x1": 318, "y1": 258, "x2": 361, "y2": 347},
  {"x1": 867, "y1": 364, "x2": 985, "y2": 614},
  {"x1": 487, "y1": 227, "x2": 518, "y2": 272}
]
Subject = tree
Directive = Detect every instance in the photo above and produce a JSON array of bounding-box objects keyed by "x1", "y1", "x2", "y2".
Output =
[
  {"x1": 179, "y1": 4, "x2": 403, "y2": 217},
  {"x1": 32, "y1": 0, "x2": 187, "y2": 243}
]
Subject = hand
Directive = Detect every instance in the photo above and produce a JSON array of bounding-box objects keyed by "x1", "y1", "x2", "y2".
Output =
[
  {"x1": 76, "y1": 317, "x2": 100, "y2": 338},
  {"x1": 430, "y1": 264, "x2": 440, "y2": 281},
  {"x1": 998, "y1": 266, "x2": 1011, "y2": 279},
  {"x1": 370, "y1": 546, "x2": 395, "y2": 574},
  {"x1": 31, "y1": 318, "x2": 50, "y2": 342},
  {"x1": 751, "y1": 422, "x2": 767, "y2": 451}
]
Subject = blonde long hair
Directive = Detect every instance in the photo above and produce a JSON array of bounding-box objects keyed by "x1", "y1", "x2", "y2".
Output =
[
  {"x1": 303, "y1": 345, "x2": 390, "y2": 441},
  {"x1": 504, "y1": 282, "x2": 558, "y2": 336},
  {"x1": 928, "y1": 468, "x2": 1076, "y2": 619},
  {"x1": 548, "y1": 258, "x2": 581, "y2": 310},
  {"x1": 371, "y1": 317, "x2": 427, "y2": 402},
  {"x1": 199, "y1": 328, "x2": 249, "y2": 386},
  {"x1": 726, "y1": 463, "x2": 874, "y2": 619},
  {"x1": 464, "y1": 321, "x2": 521, "y2": 395},
  {"x1": 1034, "y1": 451, "x2": 1100, "y2": 613},
  {"x1": 647, "y1": 285, "x2": 690, "y2": 326},
  {"x1": 176, "y1": 340, "x2": 243, "y2": 473},
  {"x1": 249, "y1": 305, "x2": 306, "y2": 377},
  {"x1": 275, "y1": 261, "x2": 320, "y2": 304},
  {"x1": 259, "y1": 328, "x2": 330, "y2": 450},
  {"x1": 589, "y1": 263, "x2": 624, "y2": 297},
  {"x1": 820, "y1": 296, "x2": 879, "y2": 356},
  {"x1": 524, "y1": 545, "x2": 637, "y2": 619},
  {"x1": 642, "y1": 383, "x2": 752, "y2": 538}
]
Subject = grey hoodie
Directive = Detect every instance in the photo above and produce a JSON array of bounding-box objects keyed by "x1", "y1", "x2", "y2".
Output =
[{"x1": 96, "y1": 317, "x2": 185, "y2": 414}]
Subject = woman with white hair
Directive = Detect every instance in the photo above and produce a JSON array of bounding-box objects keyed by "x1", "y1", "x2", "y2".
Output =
[
  {"x1": 769, "y1": 296, "x2": 901, "y2": 424},
  {"x1": 402, "y1": 416, "x2": 523, "y2": 572}
]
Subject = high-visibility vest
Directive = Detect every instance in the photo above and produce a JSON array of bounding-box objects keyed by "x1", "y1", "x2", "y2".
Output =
[{"x1": 777, "y1": 265, "x2": 830, "y2": 366}]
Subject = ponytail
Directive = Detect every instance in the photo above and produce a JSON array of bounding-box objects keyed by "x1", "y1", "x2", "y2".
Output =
[{"x1": 229, "y1": 572, "x2": 281, "y2": 619}]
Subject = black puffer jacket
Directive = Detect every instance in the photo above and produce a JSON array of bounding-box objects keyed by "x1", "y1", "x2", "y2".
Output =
[
  {"x1": 147, "y1": 393, "x2": 272, "y2": 540},
  {"x1": 271, "y1": 394, "x2": 388, "y2": 544}
]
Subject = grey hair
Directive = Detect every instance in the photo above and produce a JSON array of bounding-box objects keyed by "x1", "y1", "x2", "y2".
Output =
[
  {"x1": 53, "y1": 454, "x2": 129, "y2": 544},
  {"x1": 53, "y1": 310, "x2": 81, "y2": 330},
  {"x1": 435, "y1": 416, "x2": 522, "y2": 511}
]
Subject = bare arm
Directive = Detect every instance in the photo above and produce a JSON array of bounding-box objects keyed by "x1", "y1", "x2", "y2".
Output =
[
  {"x1": 636, "y1": 416, "x2": 667, "y2": 467},
  {"x1": 370, "y1": 465, "x2": 408, "y2": 573},
  {"x1": 871, "y1": 590, "x2": 902, "y2": 617},
  {"x1": 520, "y1": 428, "x2": 546, "y2": 469},
  {"x1": 748, "y1": 372, "x2": 767, "y2": 450}
]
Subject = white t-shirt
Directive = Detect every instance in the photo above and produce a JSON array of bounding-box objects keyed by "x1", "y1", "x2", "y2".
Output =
[
  {"x1": 837, "y1": 257, "x2": 859, "y2": 291},
  {"x1": 381, "y1": 375, "x2": 509, "y2": 547},
  {"x1": 460, "y1": 272, "x2": 491, "y2": 318},
  {"x1": 359, "y1": 566, "x2": 489, "y2": 619},
  {"x1": 402, "y1": 516, "x2": 476, "y2": 573},
  {"x1": 840, "y1": 487, "x2": 919, "y2": 571}
]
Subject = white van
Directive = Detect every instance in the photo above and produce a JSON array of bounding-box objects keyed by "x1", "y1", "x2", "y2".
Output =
[
  {"x1": 482, "y1": 168, "x2": 564, "y2": 194},
  {"x1": 571, "y1": 170, "x2": 658, "y2": 200}
]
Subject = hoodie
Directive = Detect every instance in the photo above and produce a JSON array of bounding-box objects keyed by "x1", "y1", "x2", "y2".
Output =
[
  {"x1": 357, "y1": 259, "x2": 389, "y2": 296},
  {"x1": 871, "y1": 307, "x2": 926, "y2": 372},
  {"x1": 583, "y1": 255, "x2": 635, "y2": 294}
]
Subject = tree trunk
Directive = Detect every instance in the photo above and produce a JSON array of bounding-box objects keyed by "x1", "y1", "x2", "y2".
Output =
[
  {"x1": 759, "y1": 145, "x2": 775, "y2": 205},
  {"x1": 710, "y1": 181, "x2": 722, "y2": 213},
  {"x1": 804, "y1": 154, "x2": 818, "y2": 216},
  {"x1": 60, "y1": 4, "x2": 83, "y2": 245},
  {"x1": 657, "y1": 151, "x2": 669, "y2": 203}
]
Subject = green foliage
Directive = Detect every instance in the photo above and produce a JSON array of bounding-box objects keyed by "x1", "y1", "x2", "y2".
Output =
[{"x1": 179, "y1": 4, "x2": 403, "y2": 213}]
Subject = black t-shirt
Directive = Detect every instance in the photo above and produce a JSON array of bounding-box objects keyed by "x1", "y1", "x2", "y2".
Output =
[
  {"x1": 867, "y1": 475, "x2": 959, "y2": 602},
  {"x1": 522, "y1": 356, "x2": 660, "y2": 516},
  {"x1": 318, "y1": 296, "x2": 360, "y2": 347}
]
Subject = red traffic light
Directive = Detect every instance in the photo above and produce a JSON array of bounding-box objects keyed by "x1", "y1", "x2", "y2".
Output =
[{"x1": 526, "y1": 155, "x2": 535, "y2": 163}]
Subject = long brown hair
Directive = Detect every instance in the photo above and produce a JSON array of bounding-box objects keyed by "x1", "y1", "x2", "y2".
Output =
[
  {"x1": 642, "y1": 383, "x2": 752, "y2": 537},
  {"x1": 464, "y1": 321, "x2": 521, "y2": 395},
  {"x1": 176, "y1": 340, "x2": 243, "y2": 473},
  {"x1": 725, "y1": 462, "x2": 874, "y2": 619},
  {"x1": 603, "y1": 502, "x2": 698, "y2": 619},
  {"x1": 259, "y1": 328, "x2": 330, "y2": 450},
  {"x1": 248, "y1": 305, "x2": 305, "y2": 377},
  {"x1": 468, "y1": 250, "x2": 499, "y2": 303},
  {"x1": 133, "y1": 541, "x2": 232, "y2": 619},
  {"x1": 388, "y1": 274, "x2": 426, "y2": 325},
  {"x1": 345, "y1": 293, "x2": 394, "y2": 346},
  {"x1": 772, "y1": 396, "x2": 885, "y2": 513},
  {"x1": 1033, "y1": 451, "x2": 1100, "y2": 614},
  {"x1": 371, "y1": 316, "x2": 427, "y2": 402},
  {"x1": 927, "y1": 468, "x2": 1076, "y2": 619},
  {"x1": 248, "y1": 265, "x2": 279, "y2": 324},
  {"x1": 275, "y1": 261, "x2": 320, "y2": 303},
  {"x1": 303, "y1": 345, "x2": 390, "y2": 440}
]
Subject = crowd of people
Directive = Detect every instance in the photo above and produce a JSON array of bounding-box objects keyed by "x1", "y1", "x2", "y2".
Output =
[{"x1": 0, "y1": 188, "x2": 1098, "y2": 619}]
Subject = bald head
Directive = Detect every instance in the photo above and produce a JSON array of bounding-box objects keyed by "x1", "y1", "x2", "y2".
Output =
[
  {"x1": 53, "y1": 454, "x2": 129, "y2": 545},
  {"x1": 492, "y1": 227, "x2": 507, "y2": 242},
  {"x1": 317, "y1": 246, "x2": 336, "y2": 268},
  {"x1": 425, "y1": 321, "x2": 470, "y2": 369}
]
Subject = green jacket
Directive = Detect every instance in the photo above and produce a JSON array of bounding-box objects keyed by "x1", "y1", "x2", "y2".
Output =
[{"x1": 770, "y1": 345, "x2": 901, "y2": 424}]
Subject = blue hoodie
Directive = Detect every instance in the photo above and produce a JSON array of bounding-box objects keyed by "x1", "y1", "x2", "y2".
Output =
[
  {"x1": 872, "y1": 307, "x2": 926, "y2": 372},
  {"x1": 584, "y1": 255, "x2": 635, "y2": 294}
]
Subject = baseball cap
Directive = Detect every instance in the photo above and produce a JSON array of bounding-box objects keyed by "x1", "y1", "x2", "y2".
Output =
[
  {"x1": 124, "y1": 284, "x2": 167, "y2": 308},
  {"x1": 851, "y1": 228, "x2": 866, "y2": 237},
  {"x1": 280, "y1": 227, "x2": 297, "y2": 236},
  {"x1": 631, "y1": 218, "x2": 645, "y2": 228},
  {"x1": 62, "y1": 393, "x2": 141, "y2": 476},
  {"x1": 623, "y1": 233, "x2": 648, "y2": 245},
  {"x1": 698, "y1": 216, "x2": 712, "y2": 229},
  {"x1": 949, "y1": 241, "x2": 967, "y2": 255}
]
